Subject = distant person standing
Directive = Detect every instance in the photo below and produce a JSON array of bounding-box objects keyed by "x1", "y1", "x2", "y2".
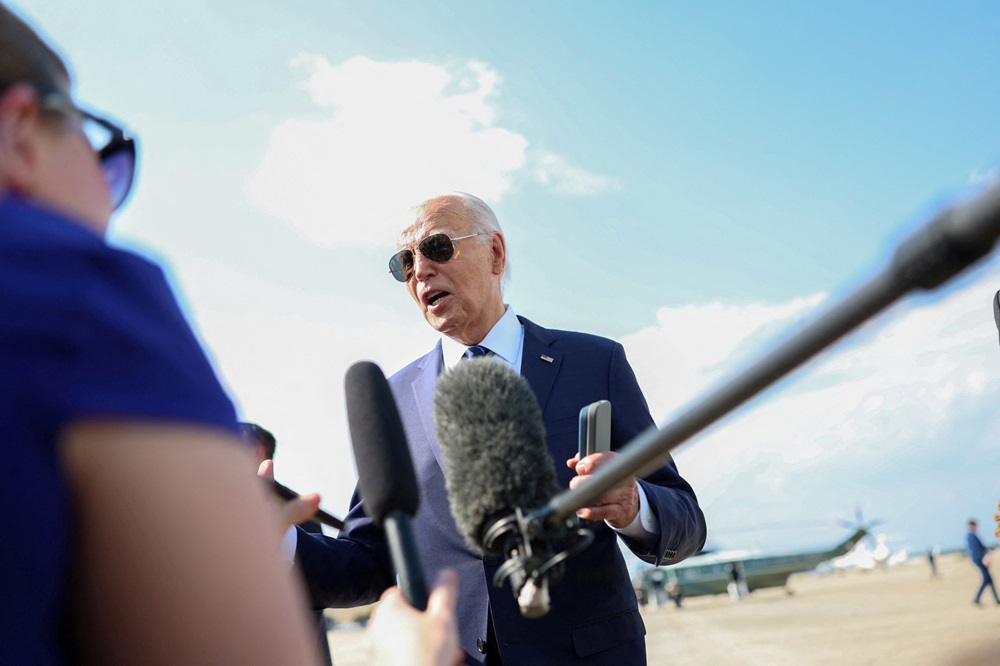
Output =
[
  {"x1": 966, "y1": 520, "x2": 999, "y2": 606},
  {"x1": 668, "y1": 582, "x2": 684, "y2": 609},
  {"x1": 926, "y1": 547, "x2": 939, "y2": 579},
  {"x1": 647, "y1": 567, "x2": 668, "y2": 609},
  {"x1": 632, "y1": 571, "x2": 648, "y2": 608},
  {"x1": 727, "y1": 562, "x2": 749, "y2": 600}
]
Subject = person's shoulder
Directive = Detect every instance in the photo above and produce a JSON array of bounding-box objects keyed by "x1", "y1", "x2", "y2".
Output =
[
  {"x1": 0, "y1": 199, "x2": 236, "y2": 430},
  {"x1": 390, "y1": 355, "x2": 424, "y2": 380},
  {"x1": 1, "y1": 199, "x2": 100, "y2": 294},
  {"x1": 519, "y1": 315, "x2": 619, "y2": 352},
  {"x1": 0, "y1": 200, "x2": 174, "y2": 341},
  {"x1": 0, "y1": 198, "x2": 167, "y2": 302},
  {"x1": 0, "y1": 196, "x2": 104, "y2": 249},
  {"x1": 388, "y1": 344, "x2": 441, "y2": 382}
]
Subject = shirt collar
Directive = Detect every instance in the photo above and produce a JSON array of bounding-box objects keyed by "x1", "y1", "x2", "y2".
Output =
[{"x1": 440, "y1": 305, "x2": 523, "y2": 373}]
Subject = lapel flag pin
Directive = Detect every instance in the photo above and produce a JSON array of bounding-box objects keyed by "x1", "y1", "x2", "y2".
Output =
[{"x1": 540, "y1": 355, "x2": 554, "y2": 363}]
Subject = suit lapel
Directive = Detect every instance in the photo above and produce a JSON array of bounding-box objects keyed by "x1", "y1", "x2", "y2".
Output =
[
  {"x1": 407, "y1": 341, "x2": 446, "y2": 468},
  {"x1": 404, "y1": 322, "x2": 560, "y2": 469},
  {"x1": 518, "y1": 316, "x2": 562, "y2": 415}
]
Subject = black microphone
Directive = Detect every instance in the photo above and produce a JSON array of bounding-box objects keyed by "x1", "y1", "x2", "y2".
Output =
[
  {"x1": 345, "y1": 360, "x2": 428, "y2": 610},
  {"x1": 433, "y1": 358, "x2": 592, "y2": 618},
  {"x1": 270, "y1": 480, "x2": 345, "y2": 531}
]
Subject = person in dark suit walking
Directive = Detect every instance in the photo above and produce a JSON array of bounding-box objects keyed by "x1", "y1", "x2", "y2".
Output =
[
  {"x1": 967, "y1": 519, "x2": 999, "y2": 606},
  {"x1": 294, "y1": 192, "x2": 706, "y2": 664}
]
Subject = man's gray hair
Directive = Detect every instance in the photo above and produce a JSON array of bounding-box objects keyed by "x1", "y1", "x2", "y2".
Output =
[{"x1": 400, "y1": 192, "x2": 512, "y2": 286}]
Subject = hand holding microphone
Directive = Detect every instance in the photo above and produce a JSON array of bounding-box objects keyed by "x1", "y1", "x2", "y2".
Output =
[
  {"x1": 368, "y1": 570, "x2": 463, "y2": 666},
  {"x1": 255, "y1": 457, "x2": 322, "y2": 533},
  {"x1": 244, "y1": 420, "x2": 345, "y2": 531}
]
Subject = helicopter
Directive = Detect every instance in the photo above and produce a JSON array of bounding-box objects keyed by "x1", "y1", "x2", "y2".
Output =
[
  {"x1": 654, "y1": 526, "x2": 868, "y2": 598},
  {"x1": 634, "y1": 510, "x2": 883, "y2": 600}
]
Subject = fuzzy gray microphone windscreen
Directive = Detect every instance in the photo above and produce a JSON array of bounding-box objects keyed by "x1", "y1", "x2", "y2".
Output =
[{"x1": 433, "y1": 358, "x2": 560, "y2": 554}]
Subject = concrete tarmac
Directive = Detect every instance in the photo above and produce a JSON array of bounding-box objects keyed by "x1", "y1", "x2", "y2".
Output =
[{"x1": 325, "y1": 553, "x2": 1000, "y2": 665}]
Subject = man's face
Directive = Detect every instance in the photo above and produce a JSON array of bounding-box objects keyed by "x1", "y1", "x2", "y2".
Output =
[{"x1": 402, "y1": 211, "x2": 505, "y2": 345}]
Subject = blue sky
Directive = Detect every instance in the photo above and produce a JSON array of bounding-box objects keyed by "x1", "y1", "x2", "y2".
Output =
[{"x1": 15, "y1": 1, "x2": 1000, "y2": 554}]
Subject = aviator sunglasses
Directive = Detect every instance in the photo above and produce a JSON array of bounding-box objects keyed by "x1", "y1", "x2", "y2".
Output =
[
  {"x1": 389, "y1": 232, "x2": 486, "y2": 282},
  {"x1": 35, "y1": 86, "x2": 137, "y2": 211}
]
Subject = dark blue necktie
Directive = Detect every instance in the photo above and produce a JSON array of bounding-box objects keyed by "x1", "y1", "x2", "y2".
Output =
[{"x1": 464, "y1": 345, "x2": 490, "y2": 360}]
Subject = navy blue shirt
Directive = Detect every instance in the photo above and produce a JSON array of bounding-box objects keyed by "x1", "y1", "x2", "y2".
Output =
[{"x1": 0, "y1": 196, "x2": 238, "y2": 664}]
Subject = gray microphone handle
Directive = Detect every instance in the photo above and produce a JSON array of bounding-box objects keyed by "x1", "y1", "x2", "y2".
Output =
[{"x1": 544, "y1": 181, "x2": 1000, "y2": 526}]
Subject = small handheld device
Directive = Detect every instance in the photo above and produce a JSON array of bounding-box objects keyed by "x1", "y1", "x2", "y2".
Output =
[{"x1": 578, "y1": 400, "x2": 611, "y2": 458}]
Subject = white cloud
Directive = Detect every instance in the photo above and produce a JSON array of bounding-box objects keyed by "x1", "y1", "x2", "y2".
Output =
[
  {"x1": 245, "y1": 55, "x2": 620, "y2": 246},
  {"x1": 532, "y1": 151, "x2": 623, "y2": 196},
  {"x1": 181, "y1": 210, "x2": 1000, "y2": 548},
  {"x1": 620, "y1": 272, "x2": 1000, "y2": 548},
  {"x1": 968, "y1": 167, "x2": 999, "y2": 186},
  {"x1": 196, "y1": 303, "x2": 436, "y2": 512},
  {"x1": 176, "y1": 254, "x2": 441, "y2": 513},
  {"x1": 621, "y1": 293, "x2": 826, "y2": 419}
]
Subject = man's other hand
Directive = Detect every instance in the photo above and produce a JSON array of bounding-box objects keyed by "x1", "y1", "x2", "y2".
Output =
[{"x1": 566, "y1": 451, "x2": 640, "y2": 529}]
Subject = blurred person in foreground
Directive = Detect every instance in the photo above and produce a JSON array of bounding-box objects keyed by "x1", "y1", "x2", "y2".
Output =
[
  {"x1": 966, "y1": 519, "x2": 999, "y2": 606},
  {"x1": 293, "y1": 192, "x2": 707, "y2": 664},
  {"x1": 0, "y1": 5, "x2": 457, "y2": 664}
]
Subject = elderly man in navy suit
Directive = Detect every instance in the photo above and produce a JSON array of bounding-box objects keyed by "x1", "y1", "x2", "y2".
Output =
[{"x1": 296, "y1": 192, "x2": 706, "y2": 664}]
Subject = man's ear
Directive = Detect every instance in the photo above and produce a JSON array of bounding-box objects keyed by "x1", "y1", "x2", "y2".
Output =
[
  {"x1": 0, "y1": 83, "x2": 44, "y2": 196},
  {"x1": 490, "y1": 231, "x2": 507, "y2": 276}
]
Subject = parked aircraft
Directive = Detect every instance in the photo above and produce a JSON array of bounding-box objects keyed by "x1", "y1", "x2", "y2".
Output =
[
  {"x1": 648, "y1": 526, "x2": 869, "y2": 598},
  {"x1": 829, "y1": 532, "x2": 908, "y2": 571}
]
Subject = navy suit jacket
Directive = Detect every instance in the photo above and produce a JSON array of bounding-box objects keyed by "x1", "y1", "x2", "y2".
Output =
[
  {"x1": 297, "y1": 317, "x2": 706, "y2": 664},
  {"x1": 968, "y1": 532, "x2": 989, "y2": 566}
]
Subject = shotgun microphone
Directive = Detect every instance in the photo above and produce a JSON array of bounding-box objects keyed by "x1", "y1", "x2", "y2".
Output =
[{"x1": 433, "y1": 358, "x2": 592, "y2": 617}]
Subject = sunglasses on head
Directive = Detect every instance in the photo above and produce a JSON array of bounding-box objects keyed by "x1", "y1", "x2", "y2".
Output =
[
  {"x1": 389, "y1": 232, "x2": 486, "y2": 282},
  {"x1": 36, "y1": 88, "x2": 137, "y2": 211}
]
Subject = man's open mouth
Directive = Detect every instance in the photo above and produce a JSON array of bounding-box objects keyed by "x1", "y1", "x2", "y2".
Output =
[{"x1": 427, "y1": 291, "x2": 449, "y2": 306}]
